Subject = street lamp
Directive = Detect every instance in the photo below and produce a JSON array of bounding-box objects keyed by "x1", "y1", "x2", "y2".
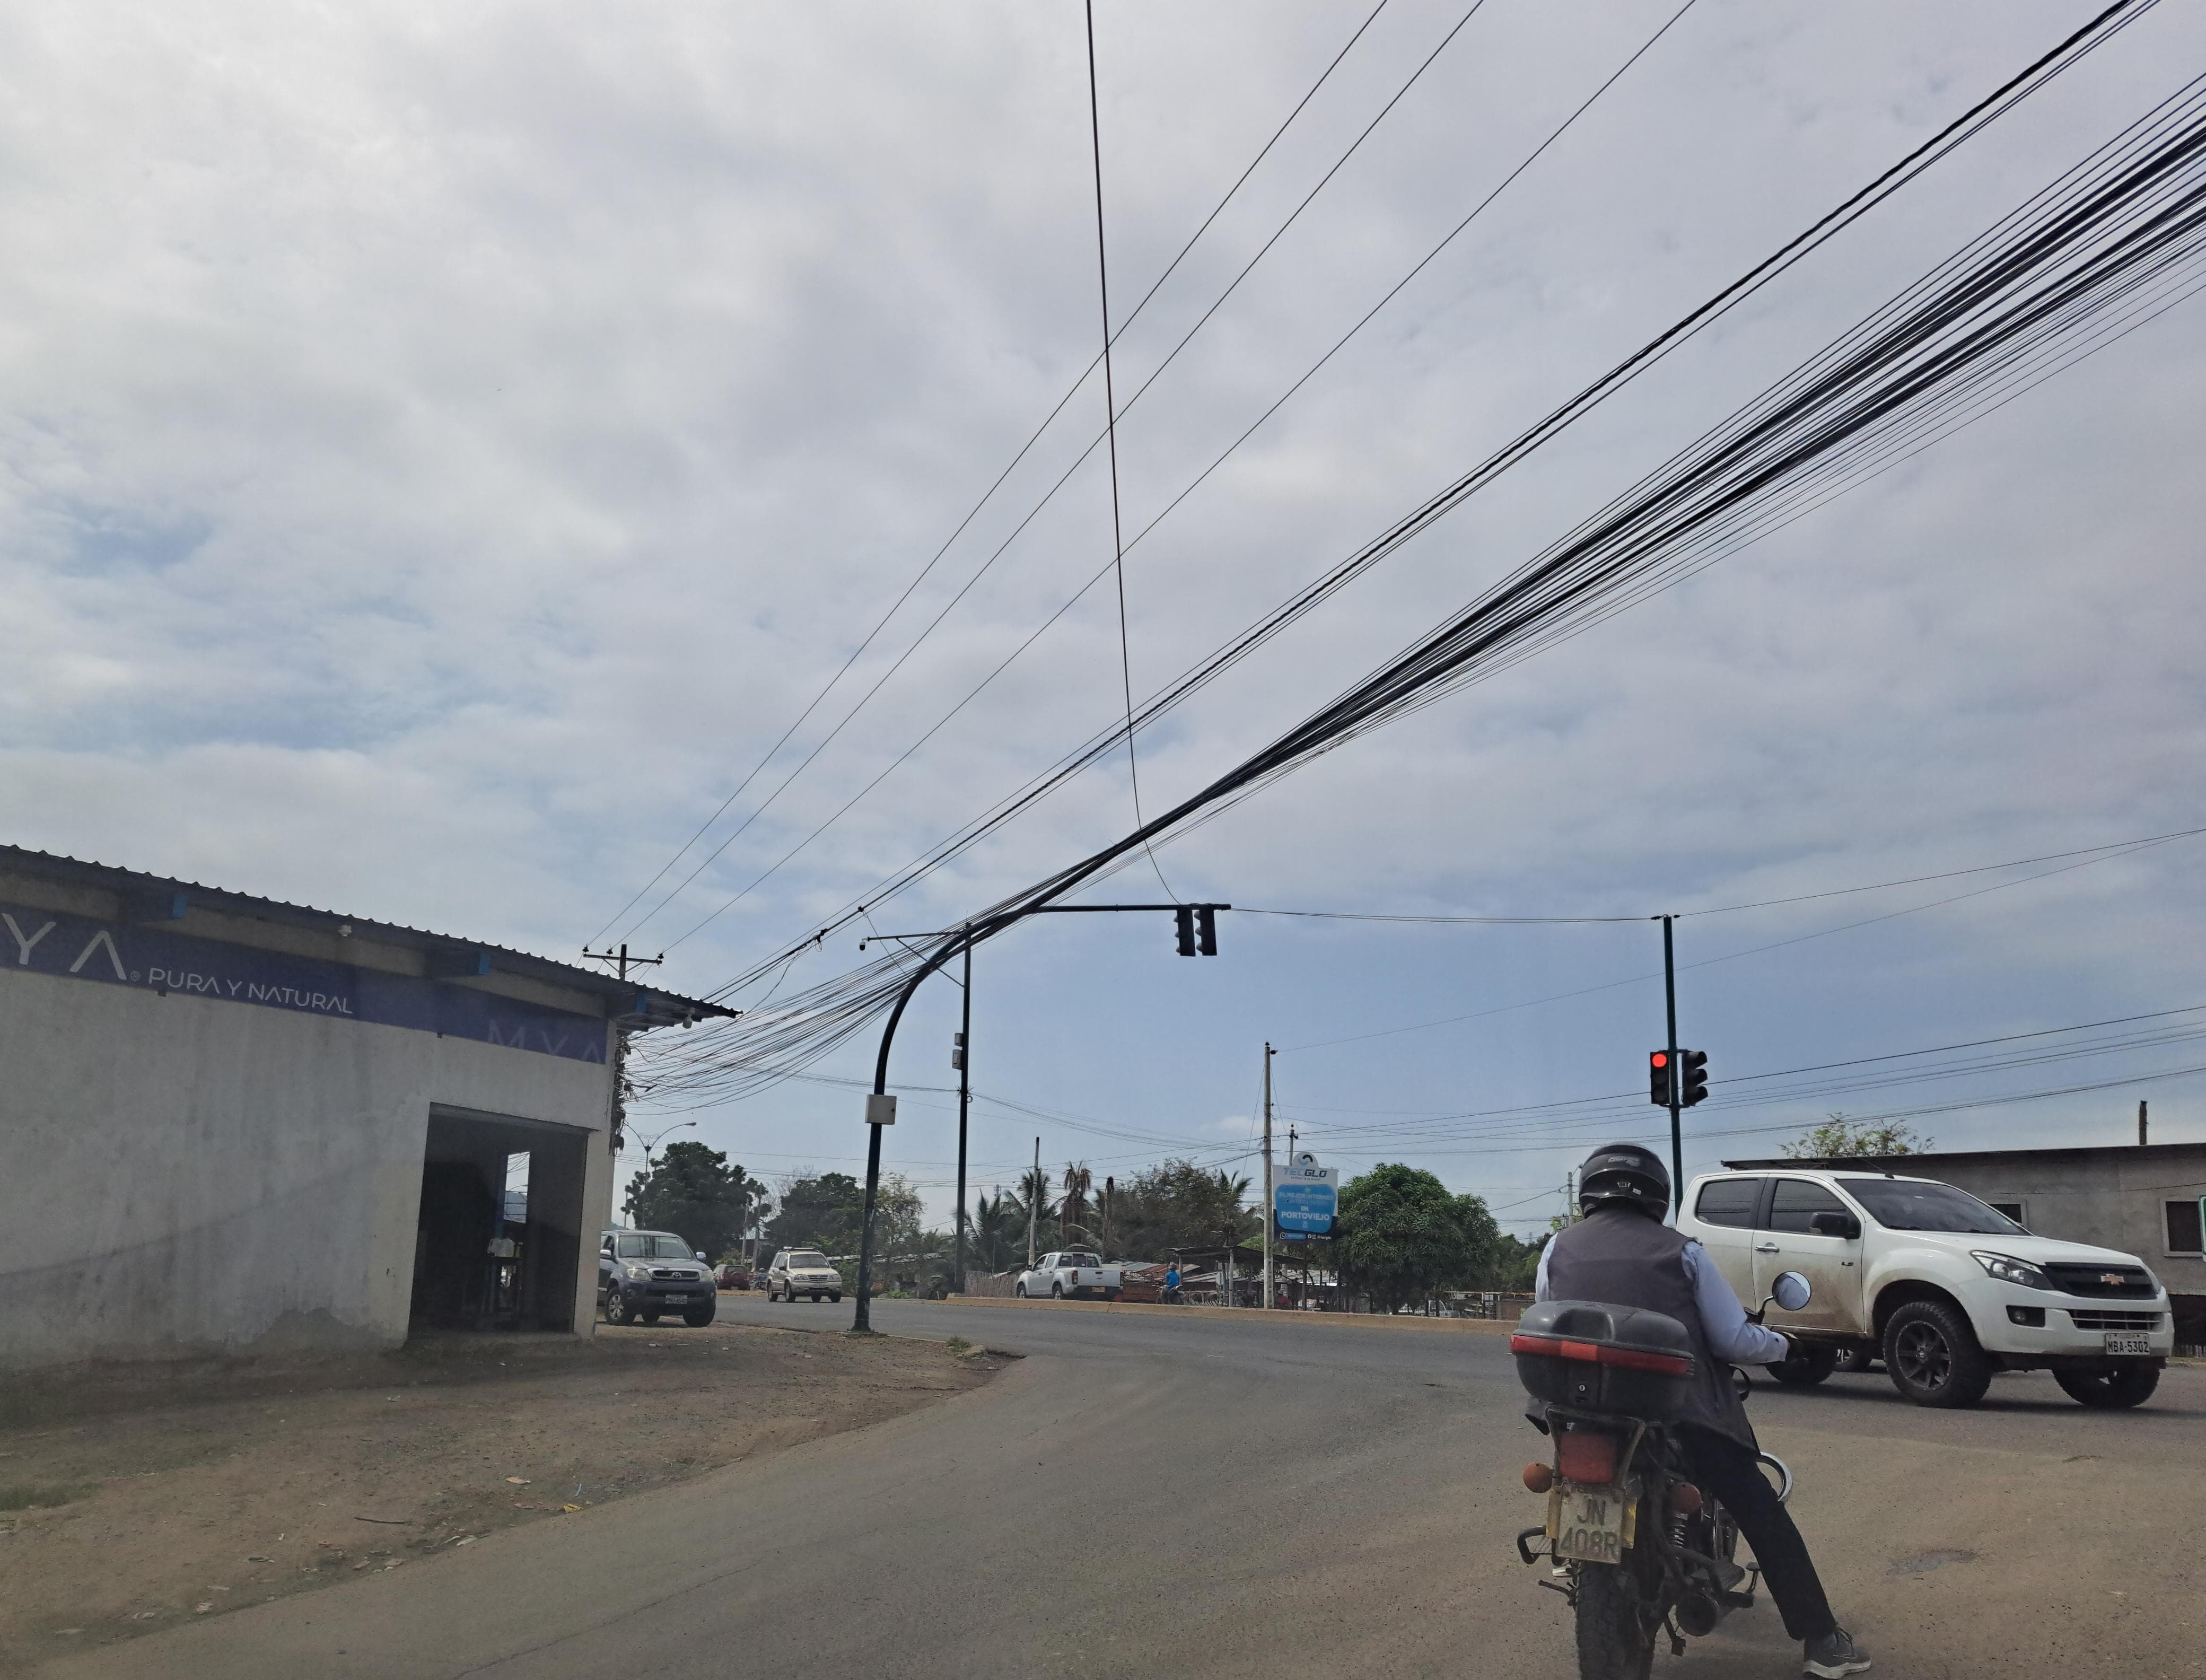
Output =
[{"x1": 623, "y1": 1120, "x2": 695, "y2": 1223}]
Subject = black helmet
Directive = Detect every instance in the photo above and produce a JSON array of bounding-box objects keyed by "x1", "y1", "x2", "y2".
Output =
[{"x1": 1579, "y1": 1142, "x2": 1670, "y2": 1219}]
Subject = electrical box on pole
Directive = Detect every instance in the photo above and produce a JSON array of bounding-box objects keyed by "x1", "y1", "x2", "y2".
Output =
[
  {"x1": 1648, "y1": 1050, "x2": 1673, "y2": 1106},
  {"x1": 1678, "y1": 1049, "x2": 1709, "y2": 1108},
  {"x1": 950, "y1": 1031, "x2": 965, "y2": 1071}
]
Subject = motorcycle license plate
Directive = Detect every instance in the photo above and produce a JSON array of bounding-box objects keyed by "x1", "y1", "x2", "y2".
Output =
[
  {"x1": 1547, "y1": 1480, "x2": 1638, "y2": 1565},
  {"x1": 2104, "y1": 1333, "x2": 2150, "y2": 1355}
]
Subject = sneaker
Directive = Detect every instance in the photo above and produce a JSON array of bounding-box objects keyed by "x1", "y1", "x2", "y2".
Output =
[{"x1": 1803, "y1": 1626, "x2": 1871, "y2": 1677}]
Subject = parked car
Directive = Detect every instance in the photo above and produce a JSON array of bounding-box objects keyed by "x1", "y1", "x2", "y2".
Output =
[
  {"x1": 1014, "y1": 1251, "x2": 1122, "y2": 1301},
  {"x1": 599, "y1": 1229, "x2": 716, "y2": 1327},
  {"x1": 766, "y1": 1248, "x2": 843, "y2": 1303},
  {"x1": 715, "y1": 1262, "x2": 754, "y2": 1291},
  {"x1": 1676, "y1": 1168, "x2": 2172, "y2": 1408}
]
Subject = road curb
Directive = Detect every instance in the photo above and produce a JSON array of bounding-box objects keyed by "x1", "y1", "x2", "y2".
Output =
[{"x1": 929, "y1": 1296, "x2": 1520, "y2": 1336}]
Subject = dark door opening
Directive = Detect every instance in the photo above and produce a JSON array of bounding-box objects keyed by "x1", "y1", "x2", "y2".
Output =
[{"x1": 410, "y1": 1109, "x2": 590, "y2": 1336}]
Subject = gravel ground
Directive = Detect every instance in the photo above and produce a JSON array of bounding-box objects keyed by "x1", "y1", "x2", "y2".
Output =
[{"x1": 0, "y1": 1313, "x2": 997, "y2": 1669}]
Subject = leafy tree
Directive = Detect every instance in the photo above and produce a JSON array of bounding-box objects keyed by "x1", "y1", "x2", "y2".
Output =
[
  {"x1": 1008, "y1": 1166, "x2": 1057, "y2": 1263},
  {"x1": 1481, "y1": 1231, "x2": 1546, "y2": 1292},
  {"x1": 1780, "y1": 1114, "x2": 1932, "y2": 1160},
  {"x1": 1334, "y1": 1163, "x2": 1500, "y2": 1312},
  {"x1": 1111, "y1": 1159, "x2": 1258, "y2": 1258},
  {"x1": 970, "y1": 1188, "x2": 1022, "y2": 1273},
  {"x1": 1060, "y1": 1162, "x2": 1093, "y2": 1246},
  {"x1": 622, "y1": 1141, "x2": 757, "y2": 1258},
  {"x1": 766, "y1": 1170, "x2": 865, "y2": 1254}
]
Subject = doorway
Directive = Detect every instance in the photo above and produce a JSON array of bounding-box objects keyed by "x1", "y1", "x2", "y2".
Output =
[{"x1": 409, "y1": 1108, "x2": 591, "y2": 1335}]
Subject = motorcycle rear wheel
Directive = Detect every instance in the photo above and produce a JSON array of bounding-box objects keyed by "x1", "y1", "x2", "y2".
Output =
[{"x1": 1574, "y1": 1562, "x2": 1659, "y2": 1680}]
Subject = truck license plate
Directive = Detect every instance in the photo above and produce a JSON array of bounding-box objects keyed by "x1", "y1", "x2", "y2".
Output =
[
  {"x1": 662, "y1": 1294, "x2": 688, "y2": 1305},
  {"x1": 2103, "y1": 1333, "x2": 2150, "y2": 1355},
  {"x1": 1547, "y1": 1481, "x2": 1637, "y2": 1565}
]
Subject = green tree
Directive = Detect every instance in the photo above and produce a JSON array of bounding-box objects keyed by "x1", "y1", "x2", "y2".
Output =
[
  {"x1": 1111, "y1": 1159, "x2": 1258, "y2": 1258},
  {"x1": 622, "y1": 1141, "x2": 755, "y2": 1258},
  {"x1": 1334, "y1": 1164, "x2": 1500, "y2": 1312},
  {"x1": 766, "y1": 1170, "x2": 865, "y2": 1254},
  {"x1": 1060, "y1": 1162, "x2": 1093, "y2": 1247},
  {"x1": 971, "y1": 1188, "x2": 1021, "y2": 1272},
  {"x1": 1008, "y1": 1166, "x2": 1057, "y2": 1262},
  {"x1": 1780, "y1": 1114, "x2": 1932, "y2": 1160}
]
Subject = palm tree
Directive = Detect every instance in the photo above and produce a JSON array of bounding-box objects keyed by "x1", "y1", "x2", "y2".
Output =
[
  {"x1": 1014, "y1": 1166, "x2": 1056, "y2": 1265},
  {"x1": 1060, "y1": 1162, "x2": 1093, "y2": 1246}
]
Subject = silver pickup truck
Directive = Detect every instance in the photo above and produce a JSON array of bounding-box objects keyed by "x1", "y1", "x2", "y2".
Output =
[{"x1": 1014, "y1": 1250, "x2": 1122, "y2": 1301}]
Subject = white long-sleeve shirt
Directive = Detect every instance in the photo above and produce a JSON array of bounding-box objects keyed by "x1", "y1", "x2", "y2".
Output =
[{"x1": 1535, "y1": 1233, "x2": 1791, "y2": 1365}]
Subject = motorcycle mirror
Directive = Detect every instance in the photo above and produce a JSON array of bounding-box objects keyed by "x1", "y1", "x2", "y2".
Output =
[{"x1": 1772, "y1": 1270, "x2": 1812, "y2": 1312}]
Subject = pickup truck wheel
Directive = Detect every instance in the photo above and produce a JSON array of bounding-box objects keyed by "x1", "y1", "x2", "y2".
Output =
[
  {"x1": 2054, "y1": 1365, "x2": 2160, "y2": 1408},
  {"x1": 829, "y1": 1292, "x2": 842, "y2": 1303},
  {"x1": 604, "y1": 1290, "x2": 633, "y2": 1326},
  {"x1": 682, "y1": 1307, "x2": 715, "y2": 1327},
  {"x1": 1884, "y1": 1300, "x2": 1992, "y2": 1408},
  {"x1": 1014, "y1": 1282, "x2": 1028, "y2": 1298},
  {"x1": 1050, "y1": 1283, "x2": 1064, "y2": 1299},
  {"x1": 1765, "y1": 1345, "x2": 1839, "y2": 1387}
]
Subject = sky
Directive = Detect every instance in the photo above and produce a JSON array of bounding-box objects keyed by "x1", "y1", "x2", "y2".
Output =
[{"x1": 5, "y1": 1, "x2": 2204, "y2": 1241}]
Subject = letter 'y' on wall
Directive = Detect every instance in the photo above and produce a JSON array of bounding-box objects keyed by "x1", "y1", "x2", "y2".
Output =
[
  {"x1": 69, "y1": 929, "x2": 128, "y2": 980},
  {"x1": 4, "y1": 914, "x2": 56, "y2": 966}
]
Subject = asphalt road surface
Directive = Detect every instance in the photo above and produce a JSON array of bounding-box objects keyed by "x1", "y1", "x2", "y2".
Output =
[{"x1": 47, "y1": 1296, "x2": 2205, "y2": 1680}]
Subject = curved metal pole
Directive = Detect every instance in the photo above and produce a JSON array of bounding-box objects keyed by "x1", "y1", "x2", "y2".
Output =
[{"x1": 852, "y1": 917, "x2": 1010, "y2": 1331}]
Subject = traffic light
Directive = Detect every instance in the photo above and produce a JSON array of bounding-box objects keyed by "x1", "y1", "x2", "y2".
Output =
[
  {"x1": 1648, "y1": 1050, "x2": 1673, "y2": 1106},
  {"x1": 1678, "y1": 1049, "x2": 1709, "y2": 1108},
  {"x1": 1196, "y1": 905, "x2": 1218, "y2": 957},
  {"x1": 1175, "y1": 906, "x2": 1197, "y2": 956}
]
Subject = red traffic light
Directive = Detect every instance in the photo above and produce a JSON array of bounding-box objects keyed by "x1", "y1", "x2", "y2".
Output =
[{"x1": 1650, "y1": 1051, "x2": 1669, "y2": 1068}]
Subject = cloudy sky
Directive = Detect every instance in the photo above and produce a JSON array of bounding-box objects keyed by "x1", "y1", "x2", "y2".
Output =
[{"x1": 6, "y1": 1, "x2": 2204, "y2": 1237}]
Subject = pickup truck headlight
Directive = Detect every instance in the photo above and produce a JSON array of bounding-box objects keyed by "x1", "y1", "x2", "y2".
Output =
[
  {"x1": 1971, "y1": 1251, "x2": 2054, "y2": 1291},
  {"x1": 624, "y1": 1264, "x2": 652, "y2": 1281}
]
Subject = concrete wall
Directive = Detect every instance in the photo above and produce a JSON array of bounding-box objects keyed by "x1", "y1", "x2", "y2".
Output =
[{"x1": 0, "y1": 957, "x2": 617, "y2": 1373}]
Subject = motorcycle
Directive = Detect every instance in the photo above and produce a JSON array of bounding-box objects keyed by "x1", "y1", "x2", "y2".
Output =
[{"x1": 1511, "y1": 1270, "x2": 1813, "y2": 1680}]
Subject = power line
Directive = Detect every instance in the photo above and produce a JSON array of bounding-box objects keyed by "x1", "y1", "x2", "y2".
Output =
[{"x1": 594, "y1": 0, "x2": 1398, "y2": 947}]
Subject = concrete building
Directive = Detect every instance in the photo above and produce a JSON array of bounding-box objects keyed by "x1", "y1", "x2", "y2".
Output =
[
  {"x1": 0, "y1": 846, "x2": 731, "y2": 1374},
  {"x1": 1725, "y1": 1140, "x2": 2206, "y2": 1345}
]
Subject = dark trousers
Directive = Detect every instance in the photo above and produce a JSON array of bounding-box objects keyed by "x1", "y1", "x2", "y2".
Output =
[{"x1": 1681, "y1": 1430, "x2": 1835, "y2": 1641}]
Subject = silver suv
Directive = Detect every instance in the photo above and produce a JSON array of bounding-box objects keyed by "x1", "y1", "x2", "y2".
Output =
[
  {"x1": 599, "y1": 1229, "x2": 716, "y2": 1326},
  {"x1": 766, "y1": 1248, "x2": 843, "y2": 1303}
]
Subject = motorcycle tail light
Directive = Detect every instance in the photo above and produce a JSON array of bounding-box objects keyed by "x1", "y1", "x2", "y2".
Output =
[
  {"x1": 1669, "y1": 1481, "x2": 1703, "y2": 1515},
  {"x1": 1510, "y1": 1333, "x2": 1691, "y2": 1377},
  {"x1": 1522, "y1": 1462, "x2": 1554, "y2": 1493},
  {"x1": 1556, "y1": 1430, "x2": 1619, "y2": 1485}
]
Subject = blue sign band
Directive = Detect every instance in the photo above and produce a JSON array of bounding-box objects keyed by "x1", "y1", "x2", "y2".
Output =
[{"x1": 0, "y1": 899, "x2": 605, "y2": 1063}]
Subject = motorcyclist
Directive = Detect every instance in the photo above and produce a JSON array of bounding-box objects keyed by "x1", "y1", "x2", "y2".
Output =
[{"x1": 1533, "y1": 1142, "x2": 1871, "y2": 1678}]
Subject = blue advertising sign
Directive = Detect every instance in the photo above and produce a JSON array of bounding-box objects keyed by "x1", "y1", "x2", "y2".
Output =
[
  {"x1": 1274, "y1": 1163, "x2": 1338, "y2": 1236},
  {"x1": 0, "y1": 899, "x2": 606, "y2": 1063}
]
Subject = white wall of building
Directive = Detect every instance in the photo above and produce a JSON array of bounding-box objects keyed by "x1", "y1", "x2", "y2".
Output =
[{"x1": 0, "y1": 938, "x2": 617, "y2": 1373}]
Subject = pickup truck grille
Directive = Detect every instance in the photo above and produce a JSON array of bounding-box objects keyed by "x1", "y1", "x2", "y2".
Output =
[
  {"x1": 2042, "y1": 1263, "x2": 2155, "y2": 1298},
  {"x1": 2067, "y1": 1310, "x2": 2163, "y2": 1331},
  {"x1": 649, "y1": 1268, "x2": 702, "y2": 1281}
]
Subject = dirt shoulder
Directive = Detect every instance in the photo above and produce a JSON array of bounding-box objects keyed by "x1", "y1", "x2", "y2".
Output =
[{"x1": 0, "y1": 1316, "x2": 999, "y2": 1670}]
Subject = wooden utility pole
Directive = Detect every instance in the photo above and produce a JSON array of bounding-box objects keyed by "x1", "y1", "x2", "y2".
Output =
[
  {"x1": 1263, "y1": 1043, "x2": 1275, "y2": 1310},
  {"x1": 1028, "y1": 1137, "x2": 1040, "y2": 1268}
]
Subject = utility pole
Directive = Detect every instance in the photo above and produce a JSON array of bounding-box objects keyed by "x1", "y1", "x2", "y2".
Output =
[
  {"x1": 580, "y1": 942, "x2": 663, "y2": 983},
  {"x1": 1263, "y1": 1043, "x2": 1275, "y2": 1310},
  {"x1": 2139, "y1": 1099, "x2": 2149, "y2": 1146},
  {"x1": 954, "y1": 939, "x2": 972, "y2": 1296},
  {"x1": 1661, "y1": 914, "x2": 1683, "y2": 1218},
  {"x1": 1028, "y1": 1137, "x2": 1040, "y2": 1268}
]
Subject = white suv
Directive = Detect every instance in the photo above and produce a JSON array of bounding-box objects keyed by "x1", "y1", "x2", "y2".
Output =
[
  {"x1": 1677, "y1": 1168, "x2": 2172, "y2": 1409},
  {"x1": 766, "y1": 1248, "x2": 843, "y2": 1304}
]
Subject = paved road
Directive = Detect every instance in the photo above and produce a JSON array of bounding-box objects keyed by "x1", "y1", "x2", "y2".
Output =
[{"x1": 48, "y1": 1297, "x2": 2206, "y2": 1680}]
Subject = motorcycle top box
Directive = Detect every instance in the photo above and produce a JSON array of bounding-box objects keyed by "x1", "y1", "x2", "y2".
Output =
[{"x1": 1512, "y1": 1300, "x2": 1696, "y2": 1418}]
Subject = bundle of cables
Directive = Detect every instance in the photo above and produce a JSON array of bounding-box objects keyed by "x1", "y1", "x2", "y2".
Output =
[{"x1": 641, "y1": 39, "x2": 2206, "y2": 1108}]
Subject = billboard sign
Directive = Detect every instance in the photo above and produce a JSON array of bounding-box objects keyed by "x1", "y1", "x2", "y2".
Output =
[{"x1": 1274, "y1": 1161, "x2": 1338, "y2": 1236}]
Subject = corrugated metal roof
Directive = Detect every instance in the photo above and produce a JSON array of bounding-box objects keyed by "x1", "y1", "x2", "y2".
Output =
[{"x1": 0, "y1": 843, "x2": 734, "y2": 1025}]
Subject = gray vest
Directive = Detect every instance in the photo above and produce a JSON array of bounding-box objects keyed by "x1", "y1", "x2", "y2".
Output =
[{"x1": 1536, "y1": 1206, "x2": 1756, "y2": 1450}]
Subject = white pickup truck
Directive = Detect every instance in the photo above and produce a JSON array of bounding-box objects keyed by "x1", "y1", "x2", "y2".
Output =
[
  {"x1": 1014, "y1": 1250, "x2": 1122, "y2": 1301},
  {"x1": 1677, "y1": 1167, "x2": 2173, "y2": 1410}
]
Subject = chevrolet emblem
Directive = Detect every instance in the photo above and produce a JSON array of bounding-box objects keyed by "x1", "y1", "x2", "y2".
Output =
[{"x1": 2100, "y1": 1273, "x2": 2125, "y2": 1286}]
